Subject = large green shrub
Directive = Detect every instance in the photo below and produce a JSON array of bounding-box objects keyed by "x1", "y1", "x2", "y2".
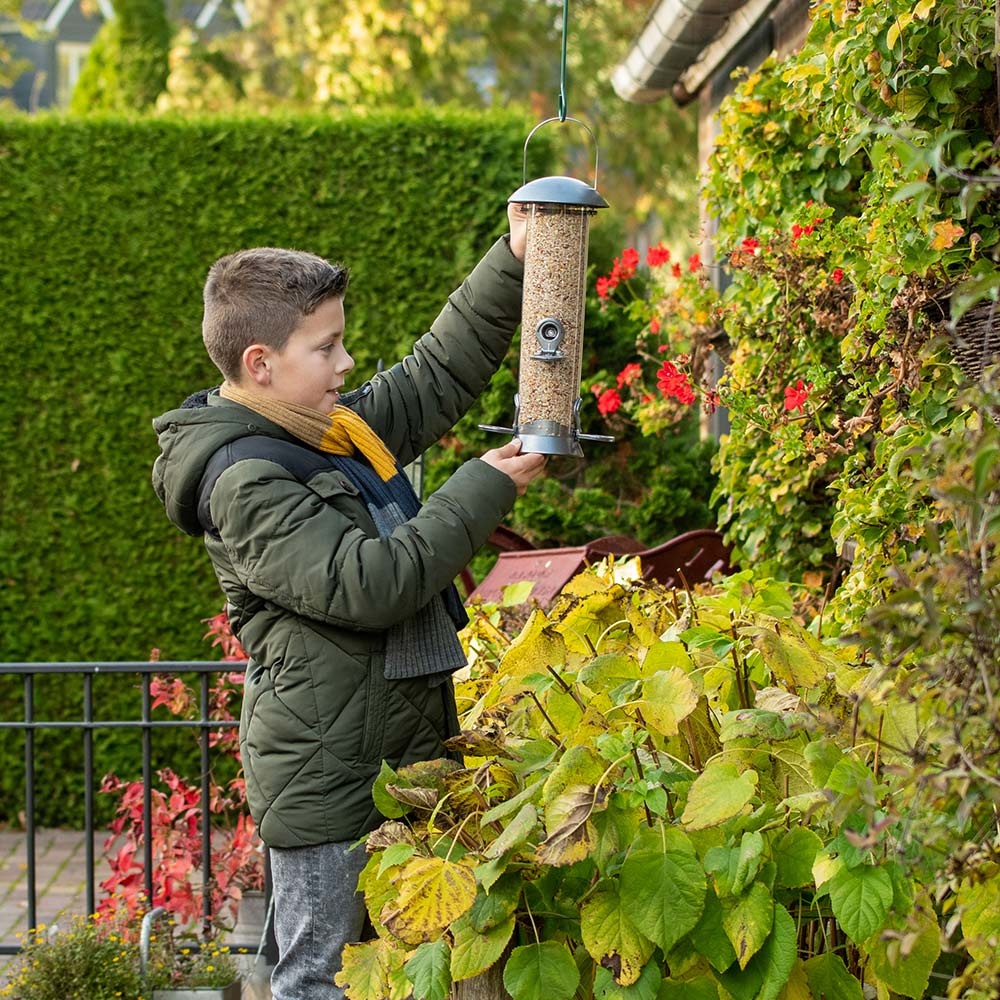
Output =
[
  {"x1": 0, "y1": 110, "x2": 542, "y2": 665},
  {"x1": 0, "y1": 110, "x2": 547, "y2": 825}
]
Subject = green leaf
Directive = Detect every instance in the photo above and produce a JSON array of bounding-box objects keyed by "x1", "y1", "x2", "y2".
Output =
[
  {"x1": 639, "y1": 669, "x2": 699, "y2": 737},
  {"x1": 754, "y1": 904, "x2": 798, "y2": 1000},
  {"x1": 593, "y1": 957, "x2": 662, "y2": 1000},
  {"x1": 828, "y1": 864, "x2": 893, "y2": 944},
  {"x1": 681, "y1": 761, "x2": 758, "y2": 830},
  {"x1": 372, "y1": 761, "x2": 410, "y2": 818},
  {"x1": 405, "y1": 939, "x2": 451, "y2": 1000},
  {"x1": 484, "y1": 802, "x2": 538, "y2": 859},
  {"x1": 580, "y1": 885, "x2": 656, "y2": 986},
  {"x1": 957, "y1": 877, "x2": 1000, "y2": 963},
  {"x1": 657, "y1": 975, "x2": 719, "y2": 1000},
  {"x1": 721, "y1": 883, "x2": 773, "y2": 969},
  {"x1": 379, "y1": 842, "x2": 417, "y2": 874},
  {"x1": 502, "y1": 942, "x2": 580, "y2": 1000},
  {"x1": 803, "y1": 953, "x2": 863, "y2": 1000},
  {"x1": 501, "y1": 580, "x2": 536, "y2": 606},
  {"x1": 466, "y1": 874, "x2": 522, "y2": 933},
  {"x1": 775, "y1": 828, "x2": 823, "y2": 888},
  {"x1": 731, "y1": 832, "x2": 765, "y2": 895},
  {"x1": 620, "y1": 824, "x2": 707, "y2": 954},
  {"x1": 865, "y1": 892, "x2": 940, "y2": 998},
  {"x1": 688, "y1": 888, "x2": 737, "y2": 973},
  {"x1": 450, "y1": 912, "x2": 515, "y2": 982}
]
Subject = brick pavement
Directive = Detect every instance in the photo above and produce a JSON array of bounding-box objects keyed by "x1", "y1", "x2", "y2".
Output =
[{"x1": 0, "y1": 829, "x2": 272, "y2": 997}]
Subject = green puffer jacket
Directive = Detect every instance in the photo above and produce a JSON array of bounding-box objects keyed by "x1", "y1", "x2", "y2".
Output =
[{"x1": 152, "y1": 237, "x2": 523, "y2": 847}]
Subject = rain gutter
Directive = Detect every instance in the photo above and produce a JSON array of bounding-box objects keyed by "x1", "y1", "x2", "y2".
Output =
[{"x1": 612, "y1": 0, "x2": 779, "y2": 106}]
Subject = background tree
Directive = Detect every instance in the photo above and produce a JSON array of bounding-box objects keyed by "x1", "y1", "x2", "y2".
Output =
[
  {"x1": 0, "y1": 0, "x2": 30, "y2": 105},
  {"x1": 70, "y1": 0, "x2": 170, "y2": 112},
  {"x1": 153, "y1": 0, "x2": 698, "y2": 241}
]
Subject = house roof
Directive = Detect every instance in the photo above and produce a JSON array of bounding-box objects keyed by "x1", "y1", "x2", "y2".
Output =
[
  {"x1": 22, "y1": 0, "x2": 248, "y2": 32},
  {"x1": 613, "y1": 0, "x2": 779, "y2": 105}
]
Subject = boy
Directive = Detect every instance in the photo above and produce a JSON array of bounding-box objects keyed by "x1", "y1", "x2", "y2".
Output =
[{"x1": 151, "y1": 201, "x2": 545, "y2": 999}]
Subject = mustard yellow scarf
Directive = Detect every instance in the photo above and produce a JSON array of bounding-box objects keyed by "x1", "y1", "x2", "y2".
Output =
[{"x1": 219, "y1": 383, "x2": 398, "y2": 482}]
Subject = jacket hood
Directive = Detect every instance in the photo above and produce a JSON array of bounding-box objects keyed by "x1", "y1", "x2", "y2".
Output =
[{"x1": 152, "y1": 389, "x2": 276, "y2": 536}]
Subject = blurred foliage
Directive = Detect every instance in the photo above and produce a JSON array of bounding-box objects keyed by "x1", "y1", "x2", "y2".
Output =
[
  {"x1": 146, "y1": 0, "x2": 698, "y2": 241},
  {"x1": 70, "y1": 0, "x2": 171, "y2": 112}
]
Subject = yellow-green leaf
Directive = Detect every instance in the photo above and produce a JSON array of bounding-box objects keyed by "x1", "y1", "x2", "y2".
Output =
[
  {"x1": 500, "y1": 610, "x2": 566, "y2": 678},
  {"x1": 957, "y1": 875, "x2": 1000, "y2": 962},
  {"x1": 580, "y1": 885, "x2": 655, "y2": 986},
  {"x1": 752, "y1": 624, "x2": 829, "y2": 690},
  {"x1": 336, "y1": 939, "x2": 402, "y2": 1000},
  {"x1": 380, "y1": 858, "x2": 477, "y2": 945},
  {"x1": 681, "y1": 761, "x2": 758, "y2": 830},
  {"x1": 721, "y1": 883, "x2": 774, "y2": 970},
  {"x1": 639, "y1": 668, "x2": 698, "y2": 737}
]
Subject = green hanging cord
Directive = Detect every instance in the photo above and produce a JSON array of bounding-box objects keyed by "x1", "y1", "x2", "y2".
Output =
[{"x1": 557, "y1": 0, "x2": 569, "y2": 121}]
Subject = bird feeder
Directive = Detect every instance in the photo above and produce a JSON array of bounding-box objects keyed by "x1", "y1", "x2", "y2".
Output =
[{"x1": 481, "y1": 117, "x2": 613, "y2": 457}]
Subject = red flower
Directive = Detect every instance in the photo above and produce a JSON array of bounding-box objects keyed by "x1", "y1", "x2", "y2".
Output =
[
  {"x1": 831, "y1": 268, "x2": 844, "y2": 284},
  {"x1": 688, "y1": 252, "x2": 702, "y2": 273},
  {"x1": 783, "y1": 379, "x2": 812, "y2": 413},
  {"x1": 597, "y1": 388, "x2": 622, "y2": 415},
  {"x1": 649, "y1": 318, "x2": 661, "y2": 334},
  {"x1": 656, "y1": 361, "x2": 696, "y2": 404},
  {"x1": 596, "y1": 276, "x2": 611, "y2": 300},
  {"x1": 616, "y1": 363, "x2": 643, "y2": 388},
  {"x1": 646, "y1": 242, "x2": 671, "y2": 267},
  {"x1": 704, "y1": 390, "x2": 721, "y2": 414},
  {"x1": 740, "y1": 236, "x2": 760, "y2": 254},
  {"x1": 671, "y1": 263, "x2": 682, "y2": 278}
]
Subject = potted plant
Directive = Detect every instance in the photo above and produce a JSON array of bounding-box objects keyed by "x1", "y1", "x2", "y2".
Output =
[
  {"x1": 336, "y1": 564, "x2": 949, "y2": 1000},
  {"x1": 0, "y1": 912, "x2": 146, "y2": 1000},
  {"x1": 142, "y1": 906, "x2": 242, "y2": 999}
]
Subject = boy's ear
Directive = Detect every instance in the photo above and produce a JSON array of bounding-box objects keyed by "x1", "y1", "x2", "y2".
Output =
[{"x1": 242, "y1": 344, "x2": 271, "y2": 387}]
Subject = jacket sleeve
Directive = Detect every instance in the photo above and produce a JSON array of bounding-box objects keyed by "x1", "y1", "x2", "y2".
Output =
[
  {"x1": 210, "y1": 457, "x2": 517, "y2": 630},
  {"x1": 351, "y1": 236, "x2": 523, "y2": 466}
]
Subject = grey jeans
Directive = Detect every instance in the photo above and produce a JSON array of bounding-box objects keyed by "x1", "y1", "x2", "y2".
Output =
[{"x1": 269, "y1": 840, "x2": 370, "y2": 1000}]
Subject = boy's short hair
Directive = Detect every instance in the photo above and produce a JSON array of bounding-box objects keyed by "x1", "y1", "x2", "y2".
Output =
[{"x1": 202, "y1": 247, "x2": 350, "y2": 382}]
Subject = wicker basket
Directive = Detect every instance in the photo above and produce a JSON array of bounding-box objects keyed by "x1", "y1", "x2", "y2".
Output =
[{"x1": 947, "y1": 297, "x2": 1000, "y2": 385}]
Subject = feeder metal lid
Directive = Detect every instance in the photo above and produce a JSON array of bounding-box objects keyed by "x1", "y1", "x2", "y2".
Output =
[{"x1": 509, "y1": 175, "x2": 609, "y2": 209}]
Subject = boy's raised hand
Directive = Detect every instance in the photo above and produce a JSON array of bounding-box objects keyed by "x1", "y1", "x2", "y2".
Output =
[
  {"x1": 508, "y1": 202, "x2": 528, "y2": 263},
  {"x1": 481, "y1": 439, "x2": 547, "y2": 495}
]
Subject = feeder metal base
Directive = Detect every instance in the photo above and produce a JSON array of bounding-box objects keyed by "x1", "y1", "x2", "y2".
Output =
[{"x1": 517, "y1": 420, "x2": 584, "y2": 457}]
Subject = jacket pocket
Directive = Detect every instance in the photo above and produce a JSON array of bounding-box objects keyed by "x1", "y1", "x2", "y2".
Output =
[{"x1": 359, "y1": 661, "x2": 389, "y2": 764}]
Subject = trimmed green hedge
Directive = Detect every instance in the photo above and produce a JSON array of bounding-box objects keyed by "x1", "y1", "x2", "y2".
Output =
[{"x1": 0, "y1": 110, "x2": 547, "y2": 665}]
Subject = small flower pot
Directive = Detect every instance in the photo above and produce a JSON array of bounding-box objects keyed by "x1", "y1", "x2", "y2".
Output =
[{"x1": 151, "y1": 980, "x2": 241, "y2": 1000}]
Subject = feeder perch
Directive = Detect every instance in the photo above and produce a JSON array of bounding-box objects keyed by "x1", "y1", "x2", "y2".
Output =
[{"x1": 480, "y1": 118, "x2": 614, "y2": 457}]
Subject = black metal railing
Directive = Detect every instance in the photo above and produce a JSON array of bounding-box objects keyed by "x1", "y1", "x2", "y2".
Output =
[{"x1": 0, "y1": 660, "x2": 276, "y2": 961}]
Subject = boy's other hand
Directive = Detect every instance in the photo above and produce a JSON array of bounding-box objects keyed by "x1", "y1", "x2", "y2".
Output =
[
  {"x1": 481, "y1": 439, "x2": 546, "y2": 495},
  {"x1": 508, "y1": 203, "x2": 528, "y2": 263}
]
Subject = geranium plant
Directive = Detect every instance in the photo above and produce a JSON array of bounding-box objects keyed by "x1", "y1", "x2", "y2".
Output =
[
  {"x1": 336, "y1": 564, "x2": 957, "y2": 1000},
  {"x1": 99, "y1": 612, "x2": 263, "y2": 932}
]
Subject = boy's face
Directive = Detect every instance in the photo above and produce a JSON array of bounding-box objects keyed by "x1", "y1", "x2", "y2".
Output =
[{"x1": 265, "y1": 296, "x2": 354, "y2": 412}]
